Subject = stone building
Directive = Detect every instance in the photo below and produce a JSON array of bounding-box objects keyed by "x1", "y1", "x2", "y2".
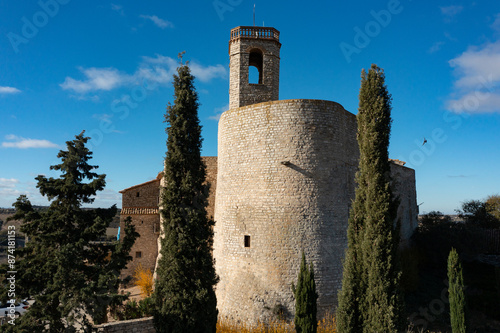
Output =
[
  {"x1": 119, "y1": 25, "x2": 418, "y2": 324},
  {"x1": 119, "y1": 173, "x2": 161, "y2": 279},
  {"x1": 119, "y1": 158, "x2": 217, "y2": 279}
]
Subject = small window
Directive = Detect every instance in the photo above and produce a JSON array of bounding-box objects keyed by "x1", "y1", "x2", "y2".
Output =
[
  {"x1": 135, "y1": 251, "x2": 142, "y2": 258},
  {"x1": 244, "y1": 235, "x2": 251, "y2": 248},
  {"x1": 136, "y1": 192, "x2": 140, "y2": 197},
  {"x1": 153, "y1": 222, "x2": 160, "y2": 234},
  {"x1": 249, "y1": 66, "x2": 260, "y2": 84},
  {"x1": 248, "y1": 49, "x2": 263, "y2": 84}
]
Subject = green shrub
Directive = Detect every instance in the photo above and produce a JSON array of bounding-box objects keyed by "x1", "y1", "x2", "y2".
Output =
[
  {"x1": 110, "y1": 297, "x2": 153, "y2": 321},
  {"x1": 448, "y1": 248, "x2": 466, "y2": 333}
]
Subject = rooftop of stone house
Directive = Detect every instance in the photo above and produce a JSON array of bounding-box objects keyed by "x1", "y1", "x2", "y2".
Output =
[{"x1": 119, "y1": 172, "x2": 162, "y2": 193}]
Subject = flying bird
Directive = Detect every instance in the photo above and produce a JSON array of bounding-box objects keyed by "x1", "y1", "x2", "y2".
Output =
[{"x1": 422, "y1": 138, "x2": 427, "y2": 146}]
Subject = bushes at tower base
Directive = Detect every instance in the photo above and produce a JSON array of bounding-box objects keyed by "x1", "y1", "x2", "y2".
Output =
[
  {"x1": 110, "y1": 297, "x2": 154, "y2": 321},
  {"x1": 448, "y1": 248, "x2": 467, "y2": 333},
  {"x1": 292, "y1": 252, "x2": 318, "y2": 333}
]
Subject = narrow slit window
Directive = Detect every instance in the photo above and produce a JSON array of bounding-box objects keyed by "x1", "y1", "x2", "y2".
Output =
[
  {"x1": 244, "y1": 235, "x2": 251, "y2": 248},
  {"x1": 135, "y1": 251, "x2": 142, "y2": 258},
  {"x1": 136, "y1": 191, "x2": 140, "y2": 197}
]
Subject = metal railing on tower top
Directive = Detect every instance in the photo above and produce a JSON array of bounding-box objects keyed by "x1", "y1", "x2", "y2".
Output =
[{"x1": 230, "y1": 26, "x2": 280, "y2": 42}]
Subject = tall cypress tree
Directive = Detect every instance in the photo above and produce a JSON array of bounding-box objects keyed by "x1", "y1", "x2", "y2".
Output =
[
  {"x1": 448, "y1": 248, "x2": 467, "y2": 333},
  {"x1": 153, "y1": 53, "x2": 218, "y2": 333},
  {"x1": 337, "y1": 64, "x2": 403, "y2": 333},
  {"x1": 293, "y1": 251, "x2": 318, "y2": 333},
  {"x1": 2, "y1": 132, "x2": 138, "y2": 332}
]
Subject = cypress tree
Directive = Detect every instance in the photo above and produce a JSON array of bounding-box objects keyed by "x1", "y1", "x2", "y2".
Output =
[
  {"x1": 448, "y1": 248, "x2": 467, "y2": 333},
  {"x1": 293, "y1": 251, "x2": 318, "y2": 333},
  {"x1": 337, "y1": 64, "x2": 403, "y2": 333},
  {"x1": 2, "y1": 132, "x2": 138, "y2": 332},
  {"x1": 153, "y1": 53, "x2": 218, "y2": 333}
]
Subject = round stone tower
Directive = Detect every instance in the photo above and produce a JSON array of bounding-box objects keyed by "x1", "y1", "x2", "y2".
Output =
[{"x1": 214, "y1": 26, "x2": 360, "y2": 324}]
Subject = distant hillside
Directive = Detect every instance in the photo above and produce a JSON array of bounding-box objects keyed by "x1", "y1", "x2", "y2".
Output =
[{"x1": 0, "y1": 205, "x2": 48, "y2": 214}]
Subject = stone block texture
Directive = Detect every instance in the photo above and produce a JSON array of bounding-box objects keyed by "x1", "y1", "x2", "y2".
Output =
[
  {"x1": 390, "y1": 160, "x2": 418, "y2": 246},
  {"x1": 204, "y1": 156, "x2": 218, "y2": 220},
  {"x1": 119, "y1": 175, "x2": 161, "y2": 280},
  {"x1": 214, "y1": 99, "x2": 418, "y2": 324},
  {"x1": 214, "y1": 99, "x2": 359, "y2": 324},
  {"x1": 229, "y1": 26, "x2": 281, "y2": 109}
]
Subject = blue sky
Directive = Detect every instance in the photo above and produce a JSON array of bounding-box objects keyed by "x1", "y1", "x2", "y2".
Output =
[{"x1": 1, "y1": 0, "x2": 499, "y2": 214}]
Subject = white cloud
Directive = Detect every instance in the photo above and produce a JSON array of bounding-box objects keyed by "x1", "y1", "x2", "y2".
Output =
[
  {"x1": 0, "y1": 181, "x2": 49, "y2": 208},
  {"x1": 94, "y1": 188, "x2": 121, "y2": 202},
  {"x1": 440, "y1": 5, "x2": 463, "y2": 22},
  {"x1": 2, "y1": 135, "x2": 60, "y2": 149},
  {"x1": 0, "y1": 86, "x2": 21, "y2": 94},
  {"x1": 209, "y1": 104, "x2": 229, "y2": 121},
  {"x1": 60, "y1": 67, "x2": 127, "y2": 93},
  {"x1": 0, "y1": 178, "x2": 19, "y2": 189},
  {"x1": 60, "y1": 55, "x2": 227, "y2": 95},
  {"x1": 190, "y1": 63, "x2": 227, "y2": 82},
  {"x1": 446, "y1": 40, "x2": 500, "y2": 113},
  {"x1": 140, "y1": 15, "x2": 173, "y2": 29}
]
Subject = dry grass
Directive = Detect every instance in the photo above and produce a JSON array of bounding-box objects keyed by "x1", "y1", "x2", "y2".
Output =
[
  {"x1": 133, "y1": 263, "x2": 154, "y2": 297},
  {"x1": 317, "y1": 312, "x2": 337, "y2": 333},
  {"x1": 216, "y1": 317, "x2": 292, "y2": 333},
  {"x1": 216, "y1": 313, "x2": 337, "y2": 333}
]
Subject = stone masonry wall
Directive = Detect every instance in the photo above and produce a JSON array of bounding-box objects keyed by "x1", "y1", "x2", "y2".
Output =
[
  {"x1": 214, "y1": 99, "x2": 359, "y2": 324},
  {"x1": 214, "y1": 98, "x2": 418, "y2": 324},
  {"x1": 121, "y1": 177, "x2": 161, "y2": 208},
  {"x1": 95, "y1": 317, "x2": 155, "y2": 333},
  {"x1": 203, "y1": 156, "x2": 218, "y2": 220},
  {"x1": 390, "y1": 161, "x2": 418, "y2": 246},
  {"x1": 120, "y1": 178, "x2": 161, "y2": 280},
  {"x1": 229, "y1": 29, "x2": 281, "y2": 109}
]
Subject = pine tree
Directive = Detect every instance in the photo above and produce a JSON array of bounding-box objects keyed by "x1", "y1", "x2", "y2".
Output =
[
  {"x1": 153, "y1": 53, "x2": 218, "y2": 333},
  {"x1": 448, "y1": 248, "x2": 467, "y2": 333},
  {"x1": 293, "y1": 252, "x2": 318, "y2": 333},
  {"x1": 337, "y1": 64, "x2": 403, "y2": 333},
  {"x1": 2, "y1": 132, "x2": 138, "y2": 332}
]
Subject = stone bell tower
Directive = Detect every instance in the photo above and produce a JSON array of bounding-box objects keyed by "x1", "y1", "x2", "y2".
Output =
[{"x1": 229, "y1": 26, "x2": 281, "y2": 109}]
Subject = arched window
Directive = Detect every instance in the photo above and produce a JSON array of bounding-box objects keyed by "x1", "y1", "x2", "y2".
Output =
[{"x1": 248, "y1": 48, "x2": 263, "y2": 84}]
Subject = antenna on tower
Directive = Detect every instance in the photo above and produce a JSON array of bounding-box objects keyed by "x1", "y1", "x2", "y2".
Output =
[{"x1": 253, "y1": 4, "x2": 255, "y2": 26}]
